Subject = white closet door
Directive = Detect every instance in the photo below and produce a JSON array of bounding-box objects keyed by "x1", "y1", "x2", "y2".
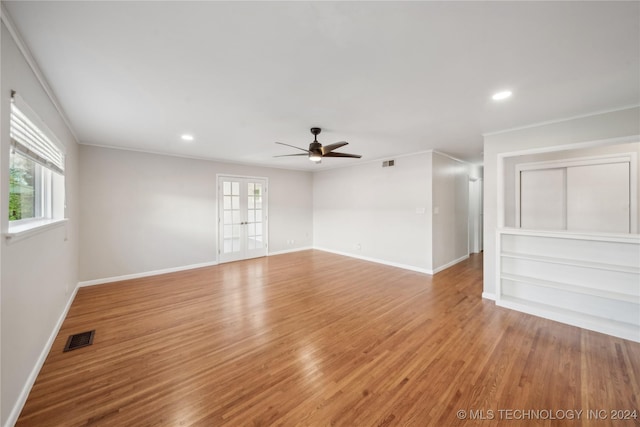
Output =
[
  {"x1": 567, "y1": 162, "x2": 630, "y2": 233},
  {"x1": 520, "y1": 168, "x2": 566, "y2": 230}
]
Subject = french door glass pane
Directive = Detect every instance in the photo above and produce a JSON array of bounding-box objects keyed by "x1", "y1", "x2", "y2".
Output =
[
  {"x1": 223, "y1": 237, "x2": 237, "y2": 253},
  {"x1": 222, "y1": 179, "x2": 242, "y2": 254},
  {"x1": 248, "y1": 181, "x2": 263, "y2": 250}
]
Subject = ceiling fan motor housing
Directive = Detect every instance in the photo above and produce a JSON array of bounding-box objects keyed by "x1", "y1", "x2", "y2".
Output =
[{"x1": 309, "y1": 141, "x2": 322, "y2": 156}]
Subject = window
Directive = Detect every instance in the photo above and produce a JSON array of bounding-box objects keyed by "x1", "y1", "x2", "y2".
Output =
[{"x1": 9, "y1": 93, "x2": 65, "y2": 231}]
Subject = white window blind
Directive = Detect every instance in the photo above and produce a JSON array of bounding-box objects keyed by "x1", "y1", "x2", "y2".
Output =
[{"x1": 10, "y1": 93, "x2": 65, "y2": 175}]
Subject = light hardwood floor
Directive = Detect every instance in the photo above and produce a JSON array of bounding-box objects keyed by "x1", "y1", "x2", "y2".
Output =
[{"x1": 17, "y1": 250, "x2": 640, "y2": 426}]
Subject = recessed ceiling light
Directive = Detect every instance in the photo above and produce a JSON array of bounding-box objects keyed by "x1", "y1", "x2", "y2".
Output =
[
  {"x1": 492, "y1": 90, "x2": 512, "y2": 101},
  {"x1": 181, "y1": 134, "x2": 194, "y2": 141}
]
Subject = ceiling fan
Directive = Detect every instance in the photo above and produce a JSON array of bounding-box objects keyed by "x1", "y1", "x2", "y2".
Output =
[{"x1": 274, "y1": 127, "x2": 362, "y2": 163}]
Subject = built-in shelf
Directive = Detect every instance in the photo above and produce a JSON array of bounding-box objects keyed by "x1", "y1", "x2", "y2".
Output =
[
  {"x1": 499, "y1": 227, "x2": 640, "y2": 244},
  {"x1": 500, "y1": 251, "x2": 640, "y2": 274},
  {"x1": 501, "y1": 273, "x2": 639, "y2": 303},
  {"x1": 497, "y1": 229, "x2": 640, "y2": 342}
]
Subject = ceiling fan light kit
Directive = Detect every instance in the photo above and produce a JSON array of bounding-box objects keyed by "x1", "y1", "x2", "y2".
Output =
[
  {"x1": 309, "y1": 153, "x2": 322, "y2": 162},
  {"x1": 274, "y1": 127, "x2": 362, "y2": 163}
]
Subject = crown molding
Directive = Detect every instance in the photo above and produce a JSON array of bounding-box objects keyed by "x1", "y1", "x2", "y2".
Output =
[{"x1": 1, "y1": 3, "x2": 80, "y2": 143}]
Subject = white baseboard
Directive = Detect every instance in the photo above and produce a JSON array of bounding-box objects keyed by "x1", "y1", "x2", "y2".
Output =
[
  {"x1": 78, "y1": 261, "x2": 218, "y2": 287},
  {"x1": 268, "y1": 246, "x2": 313, "y2": 256},
  {"x1": 432, "y1": 254, "x2": 470, "y2": 274},
  {"x1": 314, "y1": 247, "x2": 433, "y2": 275},
  {"x1": 5, "y1": 284, "x2": 79, "y2": 427},
  {"x1": 482, "y1": 292, "x2": 496, "y2": 301}
]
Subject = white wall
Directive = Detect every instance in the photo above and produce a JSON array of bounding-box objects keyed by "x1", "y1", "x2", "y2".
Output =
[
  {"x1": 79, "y1": 145, "x2": 313, "y2": 281},
  {"x1": 432, "y1": 152, "x2": 470, "y2": 271},
  {"x1": 82, "y1": 146, "x2": 473, "y2": 281},
  {"x1": 313, "y1": 153, "x2": 433, "y2": 272},
  {"x1": 1, "y1": 21, "x2": 80, "y2": 426},
  {"x1": 483, "y1": 107, "x2": 640, "y2": 298},
  {"x1": 313, "y1": 151, "x2": 472, "y2": 273}
]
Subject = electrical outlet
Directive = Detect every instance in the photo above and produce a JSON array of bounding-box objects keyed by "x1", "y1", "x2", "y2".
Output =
[{"x1": 355, "y1": 243, "x2": 361, "y2": 250}]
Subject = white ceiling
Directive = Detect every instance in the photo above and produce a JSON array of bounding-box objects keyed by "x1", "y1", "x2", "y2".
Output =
[{"x1": 4, "y1": 1, "x2": 639, "y2": 170}]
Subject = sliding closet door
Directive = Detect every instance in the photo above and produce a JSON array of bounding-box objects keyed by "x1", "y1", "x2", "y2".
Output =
[
  {"x1": 566, "y1": 162, "x2": 630, "y2": 233},
  {"x1": 518, "y1": 158, "x2": 632, "y2": 233},
  {"x1": 218, "y1": 176, "x2": 268, "y2": 263},
  {"x1": 520, "y1": 168, "x2": 566, "y2": 230}
]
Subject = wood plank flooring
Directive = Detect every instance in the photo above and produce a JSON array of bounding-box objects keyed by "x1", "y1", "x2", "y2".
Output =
[{"x1": 17, "y1": 250, "x2": 640, "y2": 426}]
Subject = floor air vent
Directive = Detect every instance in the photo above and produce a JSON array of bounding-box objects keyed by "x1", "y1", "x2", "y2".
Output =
[{"x1": 64, "y1": 330, "x2": 95, "y2": 352}]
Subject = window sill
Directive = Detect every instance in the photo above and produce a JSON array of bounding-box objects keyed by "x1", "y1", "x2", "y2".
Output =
[{"x1": 5, "y1": 218, "x2": 69, "y2": 244}]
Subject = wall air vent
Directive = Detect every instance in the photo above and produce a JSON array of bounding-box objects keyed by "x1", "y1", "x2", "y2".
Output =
[{"x1": 382, "y1": 160, "x2": 395, "y2": 167}]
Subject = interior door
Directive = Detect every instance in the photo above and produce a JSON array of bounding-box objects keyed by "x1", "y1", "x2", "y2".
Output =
[
  {"x1": 218, "y1": 176, "x2": 268, "y2": 263},
  {"x1": 468, "y1": 178, "x2": 484, "y2": 253}
]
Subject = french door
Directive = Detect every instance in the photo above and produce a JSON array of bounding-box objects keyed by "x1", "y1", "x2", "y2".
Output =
[{"x1": 218, "y1": 176, "x2": 268, "y2": 263}]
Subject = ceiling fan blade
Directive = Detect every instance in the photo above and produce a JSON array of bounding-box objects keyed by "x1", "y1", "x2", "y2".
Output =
[
  {"x1": 273, "y1": 153, "x2": 309, "y2": 158},
  {"x1": 321, "y1": 141, "x2": 348, "y2": 154},
  {"x1": 323, "y1": 152, "x2": 362, "y2": 158},
  {"x1": 275, "y1": 141, "x2": 310, "y2": 153}
]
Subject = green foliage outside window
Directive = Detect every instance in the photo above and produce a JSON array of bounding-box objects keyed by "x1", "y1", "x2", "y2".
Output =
[{"x1": 9, "y1": 153, "x2": 36, "y2": 221}]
